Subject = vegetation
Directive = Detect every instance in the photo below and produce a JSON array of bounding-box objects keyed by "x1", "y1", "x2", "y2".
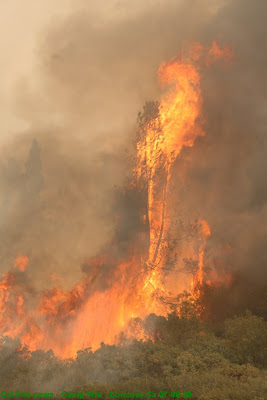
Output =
[{"x1": 1, "y1": 299, "x2": 266, "y2": 400}]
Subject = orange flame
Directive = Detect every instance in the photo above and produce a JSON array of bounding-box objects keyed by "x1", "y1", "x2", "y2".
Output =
[
  {"x1": 14, "y1": 255, "x2": 29, "y2": 272},
  {"x1": 0, "y1": 41, "x2": 234, "y2": 358}
]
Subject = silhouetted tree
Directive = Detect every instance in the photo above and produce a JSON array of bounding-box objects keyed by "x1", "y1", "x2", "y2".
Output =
[{"x1": 24, "y1": 139, "x2": 44, "y2": 207}]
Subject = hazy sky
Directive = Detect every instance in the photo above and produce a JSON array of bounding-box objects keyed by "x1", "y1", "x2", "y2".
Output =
[
  {"x1": 0, "y1": 0, "x2": 221, "y2": 144},
  {"x1": 0, "y1": 1, "x2": 74, "y2": 142}
]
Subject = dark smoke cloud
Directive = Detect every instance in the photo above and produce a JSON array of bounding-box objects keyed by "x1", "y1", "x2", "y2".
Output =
[{"x1": 1, "y1": 0, "x2": 266, "y2": 293}]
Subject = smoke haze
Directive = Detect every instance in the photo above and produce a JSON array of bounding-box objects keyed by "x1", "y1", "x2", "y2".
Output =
[{"x1": 0, "y1": 0, "x2": 266, "y2": 306}]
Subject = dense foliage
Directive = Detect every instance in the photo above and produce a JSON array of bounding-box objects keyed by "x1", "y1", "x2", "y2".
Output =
[{"x1": 1, "y1": 303, "x2": 266, "y2": 400}]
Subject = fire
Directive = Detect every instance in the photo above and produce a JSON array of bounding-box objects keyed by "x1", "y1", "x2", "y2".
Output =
[
  {"x1": 14, "y1": 255, "x2": 29, "y2": 272},
  {"x1": 136, "y1": 55, "x2": 204, "y2": 267},
  {"x1": 0, "y1": 41, "x2": 234, "y2": 358}
]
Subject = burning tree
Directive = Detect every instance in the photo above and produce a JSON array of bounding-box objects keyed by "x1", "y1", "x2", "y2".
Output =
[{"x1": 0, "y1": 41, "x2": 235, "y2": 358}]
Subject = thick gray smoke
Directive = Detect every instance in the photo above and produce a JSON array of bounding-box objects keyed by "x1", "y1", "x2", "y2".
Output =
[{"x1": 0, "y1": 0, "x2": 266, "y2": 291}]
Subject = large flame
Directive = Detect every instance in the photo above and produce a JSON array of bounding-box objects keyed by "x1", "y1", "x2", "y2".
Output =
[{"x1": 0, "y1": 41, "x2": 234, "y2": 358}]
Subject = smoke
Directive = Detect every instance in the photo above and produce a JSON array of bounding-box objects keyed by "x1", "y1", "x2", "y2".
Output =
[
  {"x1": 0, "y1": 0, "x2": 266, "y2": 344},
  {"x1": 171, "y1": 0, "x2": 267, "y2": 283}
]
